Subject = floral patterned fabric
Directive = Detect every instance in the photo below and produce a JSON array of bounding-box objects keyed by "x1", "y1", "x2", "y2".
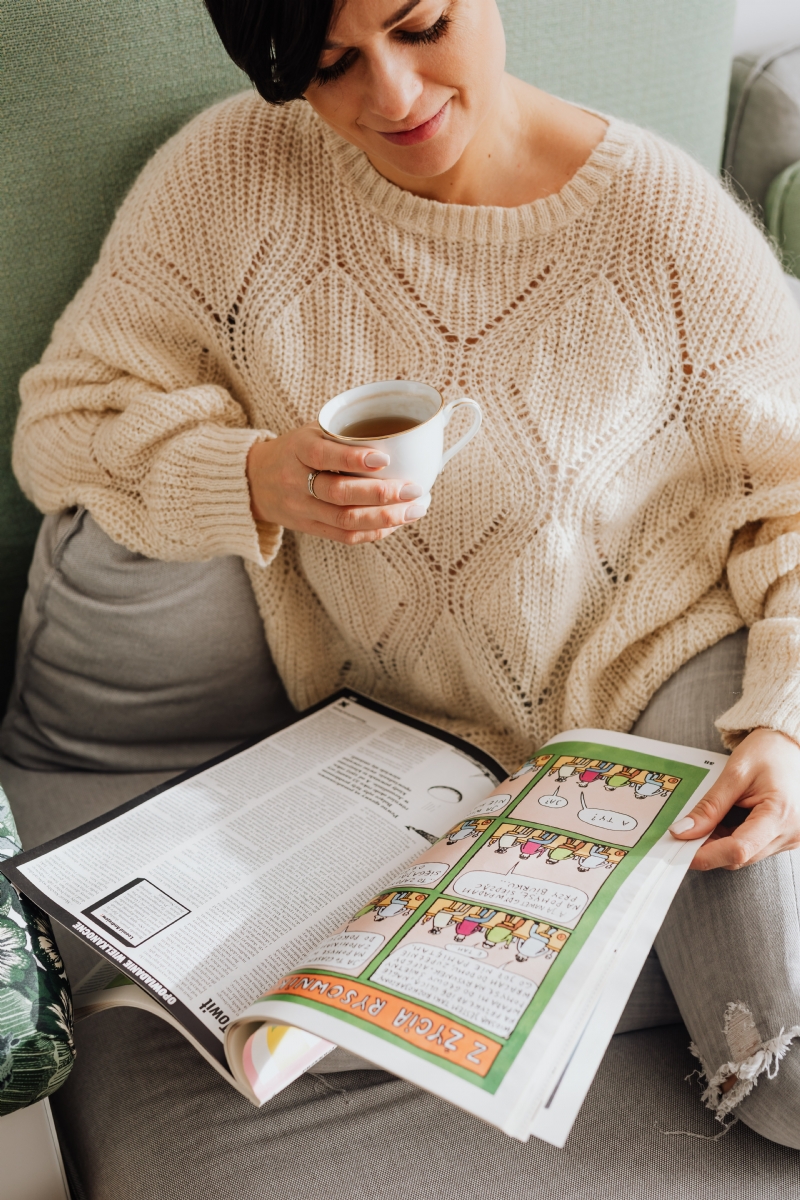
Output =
[{"x1": 0, "y1": 783, "x2": 75, "y2": 1115}]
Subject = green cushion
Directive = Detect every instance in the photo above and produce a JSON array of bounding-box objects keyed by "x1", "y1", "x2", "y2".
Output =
[
  {"x1": 500, "y1": 0, "x2": 737, "y2": 172},
  {"x1": 766, "y1": 159, "x2": 800, "y2": 279},
  {"x1": 0, "y1": 0, "x2": 248, "y2": 707},
  {"x1": 1, "y1": 0, "x2": 737, "y2": 708},
  {"x1": 0, "y1": 785, "x2": 75, "y2": 1115}
]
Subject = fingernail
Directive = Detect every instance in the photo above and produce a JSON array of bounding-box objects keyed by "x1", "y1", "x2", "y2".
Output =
[
  {"x1": 399, "y1": 483, "x2": 423, "y2": 501},
  {"x1": 404, "y1": 503, "x2": 426, "y2": 522},
  {"x1": 365, "y1": 451, "x2": 390, "y2": 468},
  {"x1": 670, "y1": 816, "x2": 696, "y2": 835}
]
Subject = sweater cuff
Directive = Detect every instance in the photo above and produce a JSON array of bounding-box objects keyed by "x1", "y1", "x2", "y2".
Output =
[
  {"x1": 715, "y1": 618, "x2": 800, "y2": 749},
  {"x1": 174, "y1": 425, "x2": 282, "y2": 567}
]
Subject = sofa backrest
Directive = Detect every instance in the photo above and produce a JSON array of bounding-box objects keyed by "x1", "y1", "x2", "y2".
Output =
[{"x1": 0, "y1": 0, "x2": 737, "y2": 708}]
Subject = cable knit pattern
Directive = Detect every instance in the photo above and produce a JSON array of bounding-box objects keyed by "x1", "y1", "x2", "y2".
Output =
[{"x1": 13, "y1": 94, "x2": 800, "y2": 766}]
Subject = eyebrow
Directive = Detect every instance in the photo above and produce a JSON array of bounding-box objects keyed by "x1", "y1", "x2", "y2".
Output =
[{"x1": 324, "y1": 0, "x2": 424, "y2": 48}]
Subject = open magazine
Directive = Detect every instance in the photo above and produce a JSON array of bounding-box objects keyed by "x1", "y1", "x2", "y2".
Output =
[{"x1": 2, "y1": 692, "x2": 725, "y2": 1145}]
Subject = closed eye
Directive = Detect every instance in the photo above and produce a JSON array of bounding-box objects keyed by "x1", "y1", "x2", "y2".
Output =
[{"x1": 314, "y1": 12, "x2": 451, "y2": 86}]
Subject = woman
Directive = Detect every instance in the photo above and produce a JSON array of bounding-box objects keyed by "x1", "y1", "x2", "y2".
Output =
[{"x1": 13, "y1": 0, "x2": 800, "y2": 1149}]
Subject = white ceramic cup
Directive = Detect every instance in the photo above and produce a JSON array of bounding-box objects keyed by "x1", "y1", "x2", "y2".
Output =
[{"x1": 317, "y1": 380, "x2": 482, "y2": 498}]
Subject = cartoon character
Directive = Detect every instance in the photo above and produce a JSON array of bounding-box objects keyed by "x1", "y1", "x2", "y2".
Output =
[
  {"x1": 578, "y1": 761, "x2": 615, "y2": 784},
  {"x1": 575, "y1": 845, "x2": 611, "y2": 871},
  {"x1": 603, "y1": 771, "x2": 631, "y2": 791},
  {"x1": 482, "y1": 915, "x2": 526, "y2": 949},
  {"x1": 372, "y1": 891, "x2": 412, "y2": 921},
  {"x1": 633, "y1": 771, "x2": 667, "y2": 799},
  {"x1": 518, "y1": 829, "x2": 560, "y2": 859},
  {"x1": 447, "y1": 819, "x2": 483, "y2": 845},
  {"x1": 545, "y1": 844, "x2": 575, "y2": 865},
  {"x1": 423, "y1": 903, "x2": 463, "y2": 935},
  {"x1": 512, "y1": 930, "x2": 551, "y2": 961},
  {"x1": 453, "y1": 908, "x2": 497, "y2": 941},
  {"x1": 494, "y1": 831, "x2": 519, "y2": 854},
  {"x1": 509, "y1": 759, "x2": 536, "y2": 781}
]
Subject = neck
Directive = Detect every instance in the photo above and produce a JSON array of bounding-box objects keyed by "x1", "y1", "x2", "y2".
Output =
[{"x1": 364, "y1": 76, "x2": 607, "y2": 208}]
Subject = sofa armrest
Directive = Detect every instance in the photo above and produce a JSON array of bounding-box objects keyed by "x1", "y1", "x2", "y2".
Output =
[{"x1": 767, "y1": 161, "x2": 800, "y2": 279}]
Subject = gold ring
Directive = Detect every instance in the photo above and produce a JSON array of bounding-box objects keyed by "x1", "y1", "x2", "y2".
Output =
[{"x1": 307, "y1": 470, "x2": 320, "y2": 499}]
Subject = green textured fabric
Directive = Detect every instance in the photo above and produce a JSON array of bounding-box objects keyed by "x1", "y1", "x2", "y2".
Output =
[
  {"x1": 0, "y1": 784, "x2": 75, "y2": 1115},
  {"x1": 499, "y1": 0, "x2": 737, "y2": 170},
  {"x1": 766, "y1": 160, "x2": 800, "y2": 279},
  {"x1": 0, "y1": 0, "x2": 248, "y2": 707},
  {"x1": 1, "y1": 0, "x2": 736, "y2": 708}
]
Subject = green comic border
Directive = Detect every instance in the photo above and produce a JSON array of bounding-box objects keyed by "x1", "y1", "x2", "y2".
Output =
[{"x1": 273, "y1": 739, "x2": 709, "y2": 1090}]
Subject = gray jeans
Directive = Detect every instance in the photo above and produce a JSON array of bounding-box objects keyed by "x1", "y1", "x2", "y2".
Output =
[{"x1": 631, "y1": 628, "x2": 800, "y2": 1149}]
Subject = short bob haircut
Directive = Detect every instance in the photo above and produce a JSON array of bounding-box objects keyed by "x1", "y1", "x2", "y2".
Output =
[{"x1": 204, "y1": 0, "x2": 337, "y2": 105}]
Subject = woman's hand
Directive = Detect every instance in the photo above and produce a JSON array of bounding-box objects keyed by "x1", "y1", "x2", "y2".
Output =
[
  {"x1": 246, "y1": 425, "x2": 428, "y2": 545},
  {"x1": 670, "y1": 727, "x2": 800, "y2": 870}
]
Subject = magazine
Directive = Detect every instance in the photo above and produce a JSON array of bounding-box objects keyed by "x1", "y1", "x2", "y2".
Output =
[{"x1": 2, "y1": 691, "x2": 725, "y2": 1145}]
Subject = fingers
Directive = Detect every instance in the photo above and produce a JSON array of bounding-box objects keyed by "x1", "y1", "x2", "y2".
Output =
[
  {"x1": 302, "y1": 426, "x2": 391, "y2": 475},
  {"x1": 689, "y1": 806, "x2": 783, "y2": 871},
  {"x1": 669, "y1": 755, "x2": 750, "y2": 842},
  {"x1": 310, "y1": 494, "x2": 429, "y2": 539},
  {"x1": 311, "y1": 471, "x2": 424, "y2": 508}
]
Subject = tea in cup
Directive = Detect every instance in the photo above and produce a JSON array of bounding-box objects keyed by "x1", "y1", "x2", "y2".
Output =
[{"x1": 317, "y1": 380, "x2": 482, "y2": 499}]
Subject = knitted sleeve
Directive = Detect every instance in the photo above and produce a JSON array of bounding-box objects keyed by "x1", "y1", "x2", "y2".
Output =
[
  {"x1": 665, "y1": 162, "x2": 800, "y2": 747},
  {"x1": 12, "y1": 98, "x2": 282, "y2": 566}
]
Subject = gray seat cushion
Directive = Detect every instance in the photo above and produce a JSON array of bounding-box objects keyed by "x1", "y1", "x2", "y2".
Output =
[{"x1": 0, "y1": 509, "x2": 293, "y2": 772}]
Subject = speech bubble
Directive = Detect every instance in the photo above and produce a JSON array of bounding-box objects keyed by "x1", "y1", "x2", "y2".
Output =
[
  {"x1": 537, "y1": 786, "x2": 568, "y2": 809},
  {"x1": 453, "y1": 871, "x2": 589, "y2": 927},
  {"x1": 392, "y1": 862, "x2": 448, "y2": 888},
  {"x1": 578, "y1": 791, "x2": 637, "y2": 832},
  {"x1": 445, "y1": 942, "x2": 487, "y2": 960},
  {"x1": 468, "y1": 793, "x2": 513, "y2": 817},
  {"x1": 303, "y1": 932, "x2": 384, "y2": 973},
  {"x1": 372, "y1": 943, "x2": 536, "y2": 1037}
]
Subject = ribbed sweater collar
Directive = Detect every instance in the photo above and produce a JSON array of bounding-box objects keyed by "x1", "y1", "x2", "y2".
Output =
[{"x1": 317, "y1": 112, "x2": 633, "y2": 243}]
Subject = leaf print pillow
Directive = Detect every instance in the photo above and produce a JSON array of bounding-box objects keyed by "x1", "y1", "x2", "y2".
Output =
[{"x1": 0, "y1": 784, "x2": 75, "y2": 1115}]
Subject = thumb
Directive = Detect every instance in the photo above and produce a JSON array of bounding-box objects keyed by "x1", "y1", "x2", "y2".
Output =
[{"x1": 669, "y1": 767, "x2": 742, "y2": 839}]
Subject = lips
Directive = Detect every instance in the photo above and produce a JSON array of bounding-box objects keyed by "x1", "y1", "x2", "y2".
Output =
[{"x1": 376, "y1": 101, "x2": 448, "y2": 147}]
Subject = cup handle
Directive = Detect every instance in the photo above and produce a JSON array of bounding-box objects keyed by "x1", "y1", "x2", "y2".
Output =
[{"x1": 441, "y1": 398, "x2": 482, "y2": 470}]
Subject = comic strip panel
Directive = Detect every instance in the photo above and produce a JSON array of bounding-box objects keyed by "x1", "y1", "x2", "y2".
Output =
[
  {"x1": 509, "y1": 755, "x2": 682, "y2": 848},
  {"x1": 387, "y1": 817, "x2": 497, "y2": 888},
  {"x1": 465, "y1": 754, "x2": 554, "y2": 818},
  {"x1": 446, "y1": 823, "x2": 626, "y2": 930},
  {"x1": 302, "y1": 889, "x2": 430, "y2": 975},
  {"x1": 369, "y1": 897, "x2": 569, "y2": 1039}
]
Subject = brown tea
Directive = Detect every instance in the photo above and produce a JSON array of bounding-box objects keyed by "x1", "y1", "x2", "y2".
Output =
[{"x1": 337, "y1": 414, "x2": 422, "y2": 439}]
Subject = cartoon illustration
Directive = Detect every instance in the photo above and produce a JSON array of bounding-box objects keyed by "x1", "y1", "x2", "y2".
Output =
[
  {"x1": 482, "y1": 913, "x2": 526, "y2": 949},
  {"x1": 508, "y1": 753, "x2": 552, "y2": 782},
  {"x1": 447, "y1": 818, "x2": 491, "y2": 845},
  {"x1": 512, "y1": 755, "x2": 683, "y2": 847},
  {"x1": 452, "y1": 908, "x2": 498, "y2": 941},
  {"x1": 348, "y1": 890, "x2": 428, "y2": 928},
  {"x1": 633, "y1": 771, "x2": 668, "y2": 799}
]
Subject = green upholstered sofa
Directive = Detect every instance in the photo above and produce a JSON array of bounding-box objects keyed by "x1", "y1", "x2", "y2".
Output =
[{"x1": 5, "y1": 2, "x2": 800, "y2": 1198}]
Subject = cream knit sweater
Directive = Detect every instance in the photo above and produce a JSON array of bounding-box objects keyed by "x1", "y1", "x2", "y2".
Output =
[{"x1": 14, "y1": 94, "x2": 800, "y2": 768}]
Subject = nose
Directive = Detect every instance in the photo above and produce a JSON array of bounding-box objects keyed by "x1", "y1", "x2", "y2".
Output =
[{"x1": 363, "y1": 45, "x2": 424, "y2": 123}]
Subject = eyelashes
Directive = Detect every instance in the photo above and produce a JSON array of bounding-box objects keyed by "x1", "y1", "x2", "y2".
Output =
[{"x1": 313, "y1": 12, "x2": 452, "y2": 87}]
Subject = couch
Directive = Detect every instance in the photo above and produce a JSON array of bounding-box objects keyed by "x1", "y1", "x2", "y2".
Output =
[{"x1": 4, "y1": 1, "x2": 800, "y2": 1197}]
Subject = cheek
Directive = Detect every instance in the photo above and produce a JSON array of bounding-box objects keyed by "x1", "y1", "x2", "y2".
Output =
[{"x1": 305, "y1": 87, "x2": 363, "y2": 139}]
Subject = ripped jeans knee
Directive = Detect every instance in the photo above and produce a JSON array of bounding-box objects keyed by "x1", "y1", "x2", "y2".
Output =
[{"x1": 692, "y1": 1001, "x2": 800, "y2": 1148}]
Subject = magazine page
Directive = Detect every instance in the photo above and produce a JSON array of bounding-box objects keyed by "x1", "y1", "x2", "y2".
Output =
[
  {"x1": 230, "y1": 730, "x2": 725, "y2": 1139},
  {"x1": 3, "y1": 693, "x2": 502, "y2": 1075}
]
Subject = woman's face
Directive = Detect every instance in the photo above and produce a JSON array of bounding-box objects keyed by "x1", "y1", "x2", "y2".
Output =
[{"x1": 304, "y1": 0, "x2": 506, "y2": 183}]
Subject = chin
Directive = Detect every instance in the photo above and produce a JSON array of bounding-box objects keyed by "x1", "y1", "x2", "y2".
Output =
[{"x1": 371, "y1": 136, "x2": 472, "y2": 183}]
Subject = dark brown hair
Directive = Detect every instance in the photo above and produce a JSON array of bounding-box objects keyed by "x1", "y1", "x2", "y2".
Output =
[{"x1": 204, "y1": 0, "x2": 336, "y2": 104}]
